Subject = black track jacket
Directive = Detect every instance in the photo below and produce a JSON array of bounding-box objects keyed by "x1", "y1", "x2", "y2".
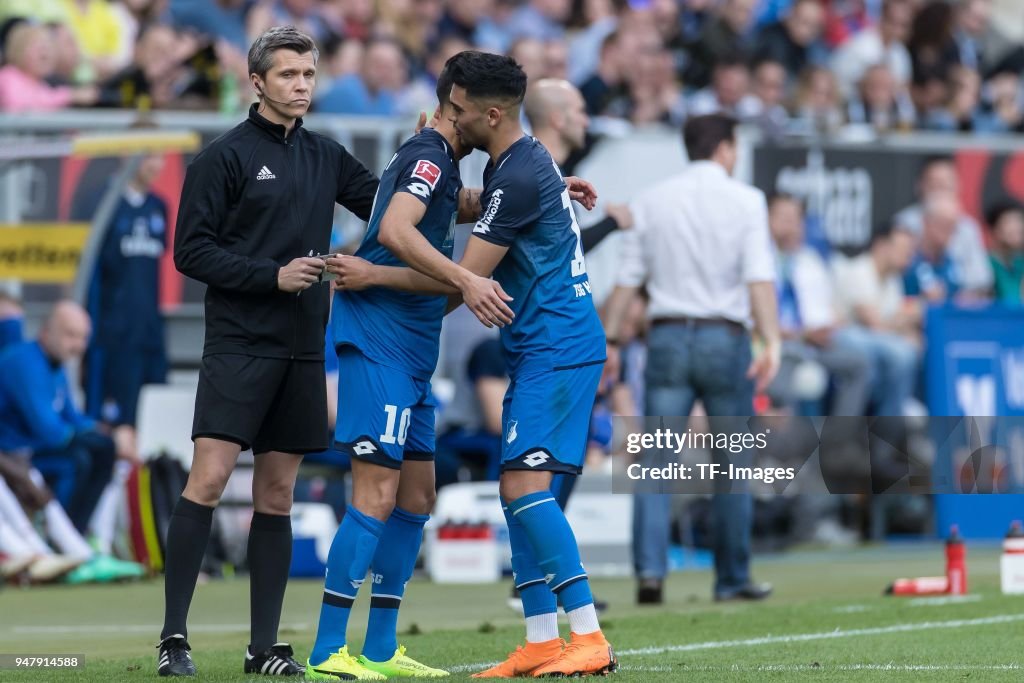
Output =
[{"x1": 174, "y1": 105, "x2": 379, "y2": 360}]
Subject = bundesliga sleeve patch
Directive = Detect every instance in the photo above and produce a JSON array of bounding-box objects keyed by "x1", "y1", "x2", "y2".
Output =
[{"x1": 411, "y1": 159, "x2": 442, "y2": 189}]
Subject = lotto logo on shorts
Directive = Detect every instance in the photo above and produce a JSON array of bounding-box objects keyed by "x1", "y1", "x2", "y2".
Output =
[
  {"x1": 412, "y1": 160, "x2": 441, "y2": 189},
  {"x1": 352, "y1": 440, "x2": 377, "y2": 456},
  {"x1": 523, "y1": 451, "x2": 550, "y2": 468}
]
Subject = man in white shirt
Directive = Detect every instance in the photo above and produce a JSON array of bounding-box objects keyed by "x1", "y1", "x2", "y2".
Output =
[
  {"x1": 603, "y1": 113, "x2": 781, "y2": 604},
  {"x1": 766, "y1": 194, "x2": 870, "y2": 416},
  {"x1": 832, "y1": 226, "x2": 921, "y2": 416},
  {"x1": 831, "y1": 0, "x2": 914, "y2": 99}
]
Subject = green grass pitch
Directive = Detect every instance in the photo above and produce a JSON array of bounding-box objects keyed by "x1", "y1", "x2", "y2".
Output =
[{"x1": 1, "y1": 544, "x2": 1022, "y2": 681}]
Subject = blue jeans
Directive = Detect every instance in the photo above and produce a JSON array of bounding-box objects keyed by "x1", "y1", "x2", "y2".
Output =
[
  {"x1": 632, "y1": 321, "x2": 755, "y2": 595},
  {"x1": 832, "y1": 326, "x2": 919, "y2": 416}
]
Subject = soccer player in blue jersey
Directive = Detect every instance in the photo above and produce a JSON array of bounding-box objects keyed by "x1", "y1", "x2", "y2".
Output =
[
  {"x1": 331, "y1": 50, "x2": 615, "y2": 679},
  {"x1": 305, "y1": 56, "x2": 518, "y2": 681}
]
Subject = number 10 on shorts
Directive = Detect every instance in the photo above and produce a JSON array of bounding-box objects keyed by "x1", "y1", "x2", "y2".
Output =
[{"x1": 380, "y1": 404, "x2": 411, "y2": 445}]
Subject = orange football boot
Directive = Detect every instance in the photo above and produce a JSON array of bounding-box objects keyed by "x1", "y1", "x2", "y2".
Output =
[
  {"x1": 532, "y1": 631, "x2": 617, "y2": 677},
  {"x1": 471, "y1": 638, "x2": 564, "y2": 678}
]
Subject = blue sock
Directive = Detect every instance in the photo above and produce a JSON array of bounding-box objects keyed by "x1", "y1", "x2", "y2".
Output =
[
  {"x1": 503, "y1": 500, "x2": 557, "y2": 618},
  {"x1": 309, "y1": 506, "x2": 384, "y2": 665},
  {"x1": 507, "y1": 491, "x2": 594, "y2": 613},
  {"x1": 362, "y1": 507, "x2": 428, "y2": 662}
]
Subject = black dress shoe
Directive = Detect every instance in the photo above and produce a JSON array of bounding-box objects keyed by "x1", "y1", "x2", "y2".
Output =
[
  {"x1": 637, "y1": 579, "x2": 664, "y2": 605},
  {"x1": 714, "y1": 582, "x2": 773, "y2": 602}
]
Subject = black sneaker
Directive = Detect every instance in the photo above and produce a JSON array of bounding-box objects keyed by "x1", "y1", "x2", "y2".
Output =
[
  {"x1": 244, "y1": 642, "x2": 303, "y2": 676},
  {"x1": 637, "y1": 579, "x2": 664, "y2": 605},
  {"x1": 157, "y1": 634, "x2": 196, "y2": 677}
]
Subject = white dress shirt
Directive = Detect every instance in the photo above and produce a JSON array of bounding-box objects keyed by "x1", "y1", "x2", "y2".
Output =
[
  {"x1": 781, "y1": 246, "x2": 837, "y2": 331},
  {"x1": 618, "y1": 160, "x2": 776, "y2": 325}
]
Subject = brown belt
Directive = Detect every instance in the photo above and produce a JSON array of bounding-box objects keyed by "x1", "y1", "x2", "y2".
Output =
[{"x1": 650, "y1": 316, "x2": 746, "y2": 334}]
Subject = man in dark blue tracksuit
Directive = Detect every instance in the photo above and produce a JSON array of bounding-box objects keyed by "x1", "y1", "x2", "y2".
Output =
[{"x1": 85, "y1": 154, "x2": 169, "y2": 446}]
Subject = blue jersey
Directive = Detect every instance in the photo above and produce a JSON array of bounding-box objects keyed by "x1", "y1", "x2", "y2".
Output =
[
  {"x1": 88, "y1": 191, "x2": 167, "y2": 350},
  {"x1": 333, "y1": 129, "x2": 462, "y2": 380},
  {"x1": 472, "y1": 136, "x2": 605, "y2": 377},
  {"x1": 0, "y1": 341, "x2": 94, "y2": 452}
]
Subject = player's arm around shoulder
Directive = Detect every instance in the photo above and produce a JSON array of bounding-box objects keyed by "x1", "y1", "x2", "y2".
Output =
[
  {"x1": 327, "y1": 135, "x2": 379, "y2": 222},
  {"x1": 457, "y1": 187, "x2": 483, "y2": 223},
  {"x1": 376, "y1": 149, "x2": 470, "y2": 290}
]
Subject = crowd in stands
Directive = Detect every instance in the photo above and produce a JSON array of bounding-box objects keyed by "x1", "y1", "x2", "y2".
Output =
[
  {"x1": 0, "y1": 0, "x2": 1021, "y2": 138},
  {"x1": 2, "y1": 0, "x2": 1024, "y2": 584}
]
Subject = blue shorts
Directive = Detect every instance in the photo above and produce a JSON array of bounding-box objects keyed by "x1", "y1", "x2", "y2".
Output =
[
  {"x1": 334, "y1": 345, "x2": 436, "y2": 470},
  {"x1": 500, "y1": 362, "x2": 604, "y2": 475}
]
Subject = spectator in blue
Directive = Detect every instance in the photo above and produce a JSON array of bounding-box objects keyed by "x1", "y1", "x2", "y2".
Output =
[
  {"x1": 263, "y1": 0, "x2": 335, "y2": 45},
  {"x1": 903, "y1": 192, "x2": 969, "y2": 304},
  {"x1": 502, "y1": 0, "x2": 570, "y2": 48},
  {"x1": 0, "y1": 301, "x2": 117, "y2": 531},
  {"x1": 683, "y1": 0, "x2": 758, "y2": 89},
  {"x1": 168, "y1": 0, "x2": 251, "y2": 51},
  {"x1": 0, "y1": 289, "x2": 23, "y2": 351},
  {"x1": 316, "y1": 38, "x2": 407, "y2": 116},
  {"x1": 84, "y1": 153, "x2": 168, "y2": 460},
  {"x1": 437, "y1": 0, "x2": 492, "y2": 44},
  {"x1": 753, "y1": 0, "x2": 825, "y2": 81}
]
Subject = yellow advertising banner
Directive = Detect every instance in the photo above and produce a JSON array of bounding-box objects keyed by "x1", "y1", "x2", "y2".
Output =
[{"x1": 0, "y1": 224, "x2": 91, "y2": 283}]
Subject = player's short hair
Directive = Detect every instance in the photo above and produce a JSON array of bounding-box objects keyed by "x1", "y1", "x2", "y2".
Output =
[
  {"x1": 436, "y1": 50, "x2": 464, "y2": 108},
  {"x1": 445, "y1": 50, "x2": 527, "y2": 107},
  {"x1": 248, "y1": 25, "x2": 319, "y2": 79},
  {"x1": 683, "y1": 113, "x2": 737, "y2": 161}
]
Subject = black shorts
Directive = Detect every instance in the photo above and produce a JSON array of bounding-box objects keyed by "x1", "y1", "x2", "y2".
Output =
[{"x1": 192, "y1": 354, "x2": 328, "y2": 454}]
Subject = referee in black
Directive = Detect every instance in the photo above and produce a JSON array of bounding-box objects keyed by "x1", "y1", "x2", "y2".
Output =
[{"x1": 158, "y1": 26, "x2": 379, "y2": 677}]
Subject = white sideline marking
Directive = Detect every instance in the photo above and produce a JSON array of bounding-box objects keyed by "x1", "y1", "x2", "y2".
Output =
[
  {"x1": 620, "y1": 614, "x2": 1024, "y2": 656},
  {"x1": 832, "y1": 604, "x2": 871, "y2": 613},
  {"x1": 908, "y1": 594, "x2": 982, "y2": 607},
  {"x1": 747, "y1": 664, "x2": 1021, "y2": 672},
  {"x1": 681, "y1": 664, "x2": 1023, "y2": 673},
  {"x1": 11, "y1": 623, "x2": 310, "y2": 635},
  {"x1": 449, "y1": 613, "x2": 1024, "y2": 673}
]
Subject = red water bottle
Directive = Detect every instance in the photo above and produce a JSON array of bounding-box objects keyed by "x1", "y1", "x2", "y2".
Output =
[
  {"x1": 885, "y1": 576, "x2": 949, "y2": 596},
  {"x1": 946, "y1": 525, "x2": 967, "y2": 595}
]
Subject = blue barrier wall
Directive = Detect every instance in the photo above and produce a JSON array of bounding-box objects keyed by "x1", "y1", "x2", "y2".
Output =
[{"x1": 927, "y1": 306, "x2": 1024, "y2": 539}]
